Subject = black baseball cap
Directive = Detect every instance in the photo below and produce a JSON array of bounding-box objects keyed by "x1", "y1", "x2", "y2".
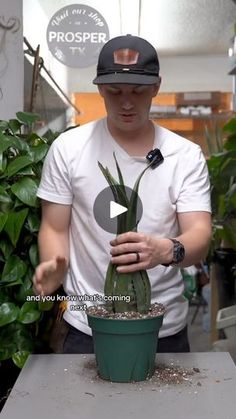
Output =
[{"x1": 93, "y1": 34, "x2": 160, "y2": 85}]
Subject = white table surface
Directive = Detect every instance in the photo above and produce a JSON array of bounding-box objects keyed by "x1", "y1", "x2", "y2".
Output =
[{"x1": 1, "y1": 352, "x2": 236, "y2": 419}]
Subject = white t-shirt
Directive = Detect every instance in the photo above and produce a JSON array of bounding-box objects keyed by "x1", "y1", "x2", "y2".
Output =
[{"x1": 37, "y1": 118, "x2": 211, "y2": 337}]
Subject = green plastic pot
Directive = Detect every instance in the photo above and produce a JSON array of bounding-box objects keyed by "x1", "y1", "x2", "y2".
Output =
[{"x1": 87, "y1": 312, "x2": 164, "y2": 382}]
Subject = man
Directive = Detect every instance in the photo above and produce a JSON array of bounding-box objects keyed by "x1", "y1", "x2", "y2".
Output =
[{"x1": 33, "y1": 35, "x2": 211, "y2": 353}]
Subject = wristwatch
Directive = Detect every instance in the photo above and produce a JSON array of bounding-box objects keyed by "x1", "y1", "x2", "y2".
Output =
[{"x1": 162, "y1": 238, "x2": 185, "y2": 267}]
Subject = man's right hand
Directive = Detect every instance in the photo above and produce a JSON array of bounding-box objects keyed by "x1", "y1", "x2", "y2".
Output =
[{"x1": 33, "y1": 256, "x2": 68, "y2": 296}]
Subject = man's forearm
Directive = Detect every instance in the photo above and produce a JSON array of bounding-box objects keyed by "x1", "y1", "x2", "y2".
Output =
[
  {"x1": 38, "y1": 225, "x2": 69, "y2": 263},
  {"x1": 175, "y1": 226, "x2": 211, "y2": 267},
  {"x1": 34, "y1": 227, "x2": 70, "y2": 294}
]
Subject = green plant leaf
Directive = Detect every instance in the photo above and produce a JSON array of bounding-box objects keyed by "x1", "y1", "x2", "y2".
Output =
[
  {"x1": 127, "y1": 162, "x2": 152, "y2": 230},
  {"x1": 0, "y1": 155, "x2": 7, "y2": 176},
  {"x1": 0, "y1": 133, "x2": 16, "y2": 153},
  {"x1": 113, "y1": 272, "x2": 131, "y2": 312},
  {"x1": 0, "y1": 212, "x2": 8, "y2": 232},
  {"x1": 0, "y1": 341, "x2": 17, "y2": 361},
  {"x1": 26, "y1": 212, "x2": 40, "y2": 233},
  {"x1": 104, "y1": 261, "x2": 117, "y2": 312},
  {"x1": 6, "y1": 155, "x2": 33, "y2": 178},
  {"x1": 18, "y1": 302, "x2": 41, "y2": 324},
  {"x1": 1, "y1": 255, "x2": 27, "y2": 285},
  {"x1": 12, "y1": 350, "x2": 30, "y2": 368},
  {"x1": 14, "y1": 325, "x2": 34, "y2": 350},
  {"x1": 221, "y1": 157, "x2": 236, "y2": 178},
  {"x1": 0, "y1": 186, "x2": 12, "y2": 204},
  {"x1": 0, "y1": 120, "x2": 8, "y2": 131},
  {"x1": 113, "y1": 153, "x2": 127, "y2": 197},
  {"x1": 139, "y1": 270, "x2": 151, "y2": 311},
  {"x1": 29, "y1": 143, "x2": 49, "y2": 163},
  {"x1": 0, "y1": 322, "x2": 34, "y2": 363},
  {"x1": 17, "y1": 166, "x2": 35, "y2": 176},
  {"x1": 16, "y1": 111, "x2": 40, "y2": 125},
  {"x1": 0, "y1": 240, "x2": 14, "y2": 259},
  {"x1": 224, "y1": 135, "x2": 236, "y2": 151},
  {"x1": 11, "y1": 177, "x2": 38, "y2": 207},
  {"x1": 0, "y1": 302, "x2": 20, "y2": 327},
  {"x1": 223, "y1": 118, "x2": 236, "y2": 133},
  {"x1": 14, "y1": 274, "x2": 34, "y2": 303},
  {"x1": 29, "y1": 243, "x2": 39, "y2": 267},
  {"x1": 8, "y1": 119, "x2": 23, "y2": 134},
  {"x1": 0, "y1": 133, "x2": 29, "y2": 154},
  {"x1": 4, "y1": 208, "x2": 29, "y2": 246}
]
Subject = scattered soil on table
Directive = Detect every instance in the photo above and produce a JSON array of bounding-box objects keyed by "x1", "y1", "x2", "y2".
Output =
[
  {"x1": 82, "y1": 358, "x2": 201, "y2": 387},
  {"x1": 146, "y1": 364, "x2": 199, "y2": 386},
  {"x1": 86, "y1": 302, "x2": 165, "y2": 319}
]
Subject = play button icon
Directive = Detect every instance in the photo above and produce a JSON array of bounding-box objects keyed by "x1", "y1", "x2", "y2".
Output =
[
  {"x1": 110, "y1": 201, "x2": 128, "y2": 219},
  {"x1": 93, "y1": 186, "x2": 143, "y2": 234}
]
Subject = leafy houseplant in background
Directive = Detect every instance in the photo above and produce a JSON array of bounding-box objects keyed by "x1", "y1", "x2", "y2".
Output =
[
  {"x1": 87, "y1": 154, "x2": 165, "y2": 382},
  {"x1": 206, "y1": 118, "x2": 236, "y2": 308},
  {"x1": 0, "y1": 112, "x2": 58, "y2": 403}
]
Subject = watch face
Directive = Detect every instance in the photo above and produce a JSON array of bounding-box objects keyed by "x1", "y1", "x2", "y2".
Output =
[{"x1": 173, "y1": 240, "x2": 185, "y2": 264}]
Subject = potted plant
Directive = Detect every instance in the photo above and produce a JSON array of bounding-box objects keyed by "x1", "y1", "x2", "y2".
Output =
[
  {"x1": 87, "y1": 154, "x2": 165, "y2": 382},
  {"x1": 206, "y1": 119, "x2": 236, "y2": 308},
  {"x1": 0, "y1": 112, "x2": 57, "y2": 408}
]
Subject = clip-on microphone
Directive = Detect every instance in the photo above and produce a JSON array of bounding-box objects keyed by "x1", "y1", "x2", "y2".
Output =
[{"x1": 146, "y1": 148, "x2": 164, "y2": 169}]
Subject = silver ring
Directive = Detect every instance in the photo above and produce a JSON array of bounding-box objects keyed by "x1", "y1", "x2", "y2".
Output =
[{"x1": 135, "y1": 252, "x2": 140, "y2": 263}]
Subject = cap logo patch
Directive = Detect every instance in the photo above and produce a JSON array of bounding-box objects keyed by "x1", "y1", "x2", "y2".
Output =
[{"x1": 113, "y1": 48, "x2": 139, "y2": 65}]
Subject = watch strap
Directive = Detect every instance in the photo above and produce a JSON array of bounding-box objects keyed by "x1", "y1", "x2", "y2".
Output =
[{"x1": 162, "y1": 238, "x2": 185, "y2": 267}]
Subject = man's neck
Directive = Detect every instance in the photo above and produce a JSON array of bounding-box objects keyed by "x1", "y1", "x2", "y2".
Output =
[{"x1": 107, "y1": 120, "x2": 155, "y2": 157}]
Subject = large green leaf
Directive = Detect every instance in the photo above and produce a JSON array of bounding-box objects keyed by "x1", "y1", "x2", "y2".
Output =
[
  {"x1": 29, "y1": 243, "x2": 39, "y2": 267},
  {"x1": 223, "y1": 118, "x2": 236, "y2": 133},
  {"x1": 1, "y1": 255, "x2": 27, "y2": 285},
  {"x1": 0, "y1": 120, "x2": 8, "y2": 131},
  {"x1": 0, "y1": 133, "x2": 17, "y2": 153},
  {"x1": 8, "y1": 119, "x2": 23, "y2": 134},
  {"x1": 12, "y1": 351, "x2": 30, "y2": 368},
  {"x1": 14, "y1": 275, "x2": 34, "y2": 303},
  {"x1": 0, "y1": 240, "x2": 13, "y2": 259},
  {"x1": 0, "y1": 341, "x2": 17, "y2": 361},
  {"x1": 6, "y1": 155, "x2": 33, "y2": 178},
  {"x1": 13, "y1": 325, "x2": 34, "y2": 351},
  {"x1": 17, "y1": 167, "x2": 35, "y2": 176},
  {"x1": 0, "y1": 155, "x2": 7, "y2": 175},
  {"x1": 11, "y1": 177, "x2": 38, "y2": 207},
  {"x1": 4, "y1": 208, "x2": 29, "y2": 246},
  {"x1": 16, "y1": 111, "x2": 40, "y2": 125},
  {"x1": 0, "y1": 133, "x2": 29, "y2": 153},
  {"x1": 26, "y1": 212, "x2": 40, "y2": 233},
  {"x1": 221, "y1": 157, "x2": 236, "y2": 178},
  {"x1": 225, "y1": 184, "x2": 236, "y2": 210},
  {"x1": 127, "y1": 162, "x2": 152, "y2": 231},
  {"x1": 0, "y1": 322, "x2": 33, "y2": 362},
  {"x1": 104, "y1": 261, "x2": 117, "y2": 312},
  {"x1": 0, "y1": 212, "x2": 8, "y2": 232},
  {"x1": 29, "y1": 143, "x2": 49, "y2": 163},
  {"x1": 224, "y1": 135, "x2": 236, "y2": 151},
  {"x1": 0, "y1": 302, "x2": 20, "y2": 327},
  {"x1": 18, "y1": 302, "x2": 41, "y2": 324},
  {"x1": 0, "y1": 185, "x2": 12, "y2": 204}
]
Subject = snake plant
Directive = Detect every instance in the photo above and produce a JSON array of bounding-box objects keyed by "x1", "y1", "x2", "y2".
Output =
[{"x1": 98, "y1": 154, "x2": 154, "y2": 314}]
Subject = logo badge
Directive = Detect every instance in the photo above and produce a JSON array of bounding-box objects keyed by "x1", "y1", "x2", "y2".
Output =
[
  {"x1": 113, "y1": 49, "x2": 139, "y2": 65},
  {"x1": 46, "y1": 4, "x2": 109, "y2": 68}
]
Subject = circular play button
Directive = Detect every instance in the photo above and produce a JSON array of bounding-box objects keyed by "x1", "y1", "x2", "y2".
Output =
[{"x1": 93, "y1": 186, "x2": 143, "y2": 234}]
